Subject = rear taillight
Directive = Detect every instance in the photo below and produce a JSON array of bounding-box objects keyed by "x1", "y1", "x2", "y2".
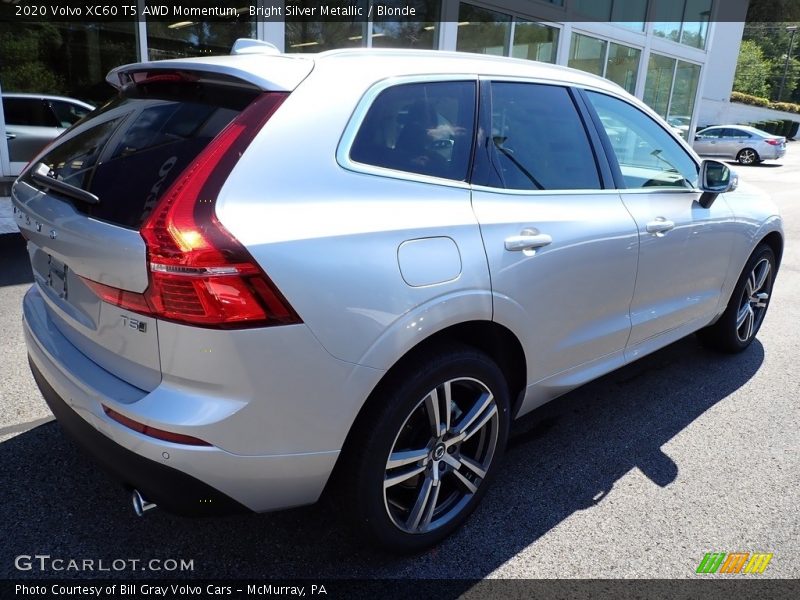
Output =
[
  {"x1": 102, "y1": 405, "x2": 211, "y2": 446},
  {"x1": 82, "y1": 92, "x2": 301, "y2": 329},
  {"x1": 765, "y1": 138, "x2": 782, "y2": 146}
]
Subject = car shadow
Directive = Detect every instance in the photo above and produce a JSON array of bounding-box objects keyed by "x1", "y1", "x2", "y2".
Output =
[
  {"x1": 724, "y1": 160, "x2": 783, "y2": 168},
  {"x1": 0, "y1": 336, "x2": 764, "y2": 581},
  {"x1": 0, "y1": 233, "x2": 33, "y2": 287}
]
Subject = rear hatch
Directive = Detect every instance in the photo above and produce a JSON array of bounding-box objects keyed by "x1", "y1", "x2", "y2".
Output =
[{"x1": 13, "y1": 60, "x2": 310, "y2": 391}]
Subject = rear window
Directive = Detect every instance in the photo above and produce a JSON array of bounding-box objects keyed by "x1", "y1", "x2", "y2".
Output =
[{"x1": 22, "y1": 74, "x2": 260, "y2": 229}]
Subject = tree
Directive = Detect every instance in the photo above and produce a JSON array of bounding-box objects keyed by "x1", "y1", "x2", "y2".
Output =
[
  {"x1": 734, "y1": 40, "x2": 773, "y2": 98},
  {"x1": 776, "y1": 57, "x2": 800, "y2": 102},
  {"x1": 0, "y1": 24, "x2": 64, "y2": 94}
]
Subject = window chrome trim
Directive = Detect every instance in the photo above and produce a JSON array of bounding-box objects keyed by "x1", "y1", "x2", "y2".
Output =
[
  {"x1": 470, "y1": 185, "x2": 620, "y2": 197},
  {"x1": 469, "y1": 185, "x2": 702, "y2": 197},
  {"x1": 336, "y1": 74, "x2": 479, "y2": 190}
]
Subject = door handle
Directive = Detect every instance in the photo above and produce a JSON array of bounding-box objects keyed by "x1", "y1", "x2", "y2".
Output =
[
  {"x1": 5, "y1": 133, "x2": 15, "y2": 140},
  {"x1": 504, "y1": 232, "x2": 553, "y2": 252},
  {"x1": 646, "y1": 218, "x2": 675, "y2": 235}
]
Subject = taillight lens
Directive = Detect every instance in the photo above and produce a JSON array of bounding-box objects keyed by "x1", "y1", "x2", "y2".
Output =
[
  {"x1": 82, "y1": 92, "x2": 301, "y2": 329},
  {"x1": 765, "y1": 138, "x2": 782, "y2": 146},
  {"x1": 102, "y1": 405, "x2": 211, "y2": 446}
]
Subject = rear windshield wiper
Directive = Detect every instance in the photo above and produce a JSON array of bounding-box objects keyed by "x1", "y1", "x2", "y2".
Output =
[{"x1": 30, "y1": 163, "x2": 100, "y2": 206}]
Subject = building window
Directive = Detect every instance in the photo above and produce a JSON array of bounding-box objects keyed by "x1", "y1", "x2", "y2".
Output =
[
  {"x1": 285, "y1": 0, "x2": 368, "y2": 52},
  {"x1": 568, "y1": 33, "x2": 607, "y2": 76},
  {"x1": 612, "y1": 0, "x2": 648, "y2": 32},
  {"x1": 572, "y1": 0, "x2": 647, "y2": 32},
  {"x1": 456, "y1": 3, "x2": 511, "y2": 56},
  {"x1": 668, "y1": 60, "x2": 701, "y2": 132},
  {"x1": 643, "y1": 53, "x2": 676, "y2": 118},
  {"x1": 286, "y1": 1, "x2": 439, "y2": 52},
  {"x1": 456, "y1": 3, "x2": 559, "y2": 63},
  {"x1": 146, "y1": 2, "x2": 255, "y2": 60},
  {"x1": 371, "y1": 1, "x2": 441, "y2": 49},
  {"x1": 643, "y1": 52, "x2": 701, "y2": 138},
  {"x1": 652, "y1": 0, "x2": 712, "y2": 50},
  {"x1": 512, "y1": 21, "x2": 559, "y2": 63},
  {"x1": 606, "y1": 42, "x2": 641, "y2": 93},
  {"x1": 569, "y1": 33, "x2": 640, "y2": 94},
  {"x1": 0, "y1": 23, "x2": 138, "y2": 105}
]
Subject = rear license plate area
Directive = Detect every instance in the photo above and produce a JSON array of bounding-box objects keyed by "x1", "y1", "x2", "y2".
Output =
[{"x1": 48, "y1": 256, "x2": 69, "y2": 300}]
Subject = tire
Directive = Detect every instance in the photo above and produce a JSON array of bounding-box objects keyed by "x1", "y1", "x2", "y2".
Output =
[
  {"x1": 698, "y1": 244, "x2": 776, "y2": 353},
  {"x1": 341, "y1": 346, "x2": 510, "y2": 553},
  {"x1": 737, "y1": 148, "x2": 759, "y2": 165}
]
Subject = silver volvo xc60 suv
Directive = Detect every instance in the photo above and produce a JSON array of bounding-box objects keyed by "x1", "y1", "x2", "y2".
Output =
[{"x1": 13, "y1": 46, "x2": 783, "y2": 552}]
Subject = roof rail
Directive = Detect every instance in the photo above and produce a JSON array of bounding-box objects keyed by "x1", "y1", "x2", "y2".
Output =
[{"x1": 230, "y1": 38, "x2": 280, "y2": 56}]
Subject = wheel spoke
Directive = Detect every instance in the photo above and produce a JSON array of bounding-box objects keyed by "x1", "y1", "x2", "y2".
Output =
[
  {"x1": 752, "y1": 261, "x2": 771, "y2": 293},
  {"x1": 384, "y1": 464, "x2": 426, "y2": 489},
  {"x1": 743, "y1": 306, "x2": 755, "y2": 340},
  {"x1": 419, "y1": 479, "x2": 441, "y2": 531},
  {"x1": 736, "y1": 303, "x2": 750, "y2": 329},
  {"x1": 460, "y1": 455, "x2": 488, "y2": 479},
  {"x1": 406, "y1": 475, "x2": 433, "y2": 530},
  {"x1": 442, "y1": 452, "x2": 461, "y2": 470},
  {"x1": 462, "y1": 403, "x2": 498, "y2": 442},
  {"x1": 452, "y1": 468, "x2": 478, "y2": 494},
  {"x1": 441, "y1": 380, "x2": 452, "y2": 434},
  {"x1": 425, "y1": 389, "x2": 441, "y2": 438},
  {"x1": 387, "y1": 448, "x2": 428, "y2": 470},
  {"x1": 406, "y1": 467, "x2": 442, "y2": 531},
  {"x1": 453, "y1": 391, "x2": 494, "y2": 437}
]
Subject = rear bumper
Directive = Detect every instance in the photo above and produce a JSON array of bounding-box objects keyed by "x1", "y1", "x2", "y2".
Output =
[
  {"x1": 29, "y1": 357, "x2": 248, "y2": 517},
  {"x1": 22, "y1": 284, "x2": 373, "y2": 514},
  {"x1": 760, "y1": 145, "x2": 786, "y2": 160}
]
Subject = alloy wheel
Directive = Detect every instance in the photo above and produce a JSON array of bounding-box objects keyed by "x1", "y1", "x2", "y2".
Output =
[
  {"x1": 383, "y1": 377, "x2": 500, "y2": 534},
  {"x1": 736, "y1": 257, "x2": 771, "y2": 343},
  {"x1": 738, "y1": 149, "x2": 757, "y2": 165}
]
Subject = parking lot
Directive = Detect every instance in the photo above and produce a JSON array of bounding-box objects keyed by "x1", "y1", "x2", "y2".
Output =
[{"x1": 1, "y1": 147, "x2": 798, "y2": 581}]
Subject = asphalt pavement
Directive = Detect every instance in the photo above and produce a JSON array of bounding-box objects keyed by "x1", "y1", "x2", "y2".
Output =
[{"x1": 0, "y1": 147, "x2": 798, "y2": 582}]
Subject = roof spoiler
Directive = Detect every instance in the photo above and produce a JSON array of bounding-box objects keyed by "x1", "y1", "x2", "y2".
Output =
[{"x1": 230, "y1": 38, "x2": 280, "y2": 55}]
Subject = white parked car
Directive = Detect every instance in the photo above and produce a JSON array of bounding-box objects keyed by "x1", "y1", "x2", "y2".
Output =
[
  {"x1": 13, "y1": 45, "x2": 783, "y2": 552},
  {"x1": 2, "y1": 93, "x2": 94, "y2": 164}
]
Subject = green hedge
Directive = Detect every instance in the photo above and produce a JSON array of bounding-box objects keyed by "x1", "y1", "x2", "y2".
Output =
[{"x1": 731, "y1": 91, "x2": 800, "y2": 114}]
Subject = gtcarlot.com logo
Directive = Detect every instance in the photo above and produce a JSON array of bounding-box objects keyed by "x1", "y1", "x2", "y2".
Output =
[{"x1": 14, "y1": 554, "x2": 194, "y2": 572}]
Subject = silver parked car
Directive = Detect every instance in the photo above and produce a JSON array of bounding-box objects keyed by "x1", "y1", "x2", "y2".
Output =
[
  {"x1": 2, "y1": 93, "x2": 95, "y2": 164},
  {"x1": 13, "y1": 46, "x2": 783, "y2": 552},
  {"x1": 693, "y1": 125, "x2": 787, "y2": 165}
]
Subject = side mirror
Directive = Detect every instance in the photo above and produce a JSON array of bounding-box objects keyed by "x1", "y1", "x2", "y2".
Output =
[{"x1": 698, "y1": 159, "x2": 738, "y2": 208}]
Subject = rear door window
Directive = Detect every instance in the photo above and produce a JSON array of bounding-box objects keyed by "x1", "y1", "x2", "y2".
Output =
[
  {"x1": 350, "y1": 81, "x2": 477, "y2": 181},
  {"x1": 3, "y1": 97, "x2": 59, "y2": 127},
  {"x1": 486, "y1": 82, "x2": 601, "y2": 191},
  {"x1": 21, "y1": 75, "x2": 259, "y2": 229},
  {"x1": 697, "y1": 128, "x2": 721, "y2": 139}
]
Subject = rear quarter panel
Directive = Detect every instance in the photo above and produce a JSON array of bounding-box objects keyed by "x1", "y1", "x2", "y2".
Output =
[{"x1": 215, "y1": 63, "x2": 492, "y2": 369}]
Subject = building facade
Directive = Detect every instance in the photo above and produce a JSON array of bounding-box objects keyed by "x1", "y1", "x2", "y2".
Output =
[{"x1": 0, "y1": 0, "x2": 749, "y2": 179}]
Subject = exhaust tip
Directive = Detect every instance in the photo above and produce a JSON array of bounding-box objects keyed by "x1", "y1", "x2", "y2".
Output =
[{"x1": 131, "y1": 489, "x2": 157, "y2": 517}]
